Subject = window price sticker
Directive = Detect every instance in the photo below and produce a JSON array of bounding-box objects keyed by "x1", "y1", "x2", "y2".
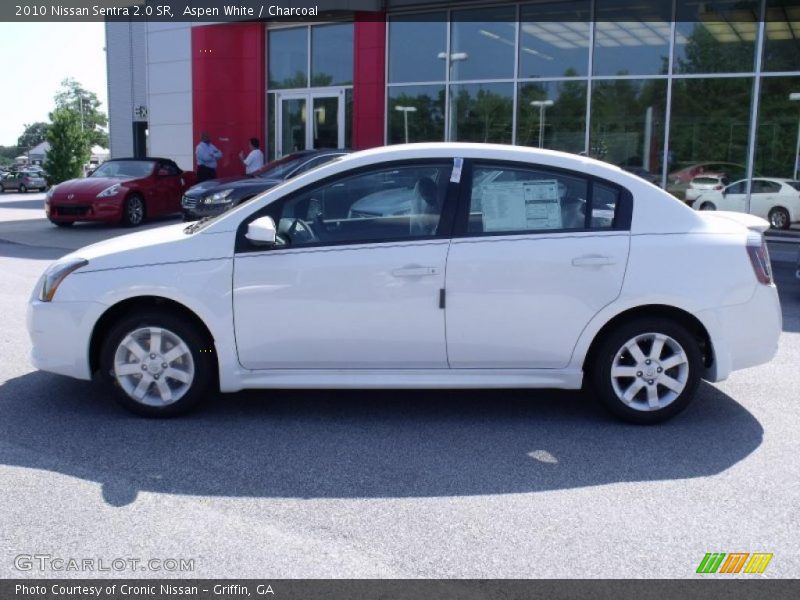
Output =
[{"x1": 450, "y1": 158, "x2": 464, "y2": 183}]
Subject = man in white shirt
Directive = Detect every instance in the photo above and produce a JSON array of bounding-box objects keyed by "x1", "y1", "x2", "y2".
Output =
[
  {"x1": 239, "y1": 138, "x2": 265, "y2": 175},
  {"x1": 195, "y1": 132, "x2": 223, "y2": 182}
]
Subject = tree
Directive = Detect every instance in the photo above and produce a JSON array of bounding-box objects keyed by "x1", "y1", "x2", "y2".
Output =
[
  {"x1": 54, "y1": 77, "x2": 108, "y2": 148},
  {"x1": 17, "y1": 122, "x2": 51, "y2": 149},
  {"x1": 44, "y1": 109, "x2": 91, "y2": 184}
]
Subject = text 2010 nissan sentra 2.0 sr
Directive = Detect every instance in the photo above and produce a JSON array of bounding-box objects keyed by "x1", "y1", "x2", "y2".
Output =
[{"x1": 27, "y1": 143, "x2": 781, "y2": 423}]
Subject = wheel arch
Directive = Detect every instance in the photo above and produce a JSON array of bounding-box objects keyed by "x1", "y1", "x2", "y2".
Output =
[
  {"x1": 89, "y1": 295, "x2": 216, "y2": 376},
  {"x1": 582, "y1": 304, "x2": 714, "y2": 375}
]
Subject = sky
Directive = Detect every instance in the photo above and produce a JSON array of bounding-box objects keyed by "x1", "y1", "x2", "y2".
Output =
[{"x1": 0, "y1": 23, "x2": 107, "y2": 147}]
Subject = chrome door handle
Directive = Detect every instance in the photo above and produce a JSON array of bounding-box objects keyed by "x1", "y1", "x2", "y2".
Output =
[
  {"x1": 392, "y1": 266, "x2": 440, "y2": 277},
  {"x1": 571, "y1": 255, "x2": 616, "y2": 267}
]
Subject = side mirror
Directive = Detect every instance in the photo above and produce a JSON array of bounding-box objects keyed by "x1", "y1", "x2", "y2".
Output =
[{"x1": 245, "y1": 216, "x2": 277, "y2": 246}]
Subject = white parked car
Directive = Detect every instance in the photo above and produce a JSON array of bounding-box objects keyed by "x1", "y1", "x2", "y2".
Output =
[
  {"x1": 693, "y1": 177, "x2": 800, "y2": 230},
  {"x1": 27, "y1": 143, "x2": 781, "y2": 423},
  {"x1": 685, "y1": 174, "x2": 729, "y2": 204}
]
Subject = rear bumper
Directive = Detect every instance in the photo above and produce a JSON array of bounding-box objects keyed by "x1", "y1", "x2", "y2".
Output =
[{"x1": 698, "y1": 283, "x2": 782, "y2": 382}]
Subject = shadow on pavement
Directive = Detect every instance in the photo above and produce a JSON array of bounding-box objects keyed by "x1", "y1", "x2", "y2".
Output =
[
  {"x1": 0, "y1": 372, "x2": 762, "y2": 506},
  {"x1": 0, "y1": 240, "x2": 66, "y2": 260}
]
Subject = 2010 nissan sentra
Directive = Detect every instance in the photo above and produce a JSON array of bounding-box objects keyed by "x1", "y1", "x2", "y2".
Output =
[{"x1": 27, "y1": 143, "x2": 781, "y2": 423}]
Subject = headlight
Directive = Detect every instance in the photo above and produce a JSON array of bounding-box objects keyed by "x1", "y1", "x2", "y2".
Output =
[
  {"x1": 46, "y1": 185, "x2": 56, "y2": 201},
  {"x1": 97, "y1": 183, "x2": 121, "y2": 198},
  {"x1": 203, "y1": 189, "x2": 234, "y2": 205},
  {"x1": 38, "y1": 258, "x2": 88, "y2": 302}
]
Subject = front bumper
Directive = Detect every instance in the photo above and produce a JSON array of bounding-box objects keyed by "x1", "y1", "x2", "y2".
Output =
[
  {"x1": 27, "y1": 298, "x2": 107, "y2": 380},
  {"x1": 181, "y1": 195, "x2": 231, "y2": 220},
  {"x1": 48, "y1": 198, "x2": 123, "y2": 223}
]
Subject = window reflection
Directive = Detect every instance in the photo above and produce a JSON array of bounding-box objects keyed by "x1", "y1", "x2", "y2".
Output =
[
  {"x1": 667, "y1": 78, "x2": 753, "y2": 200},
  {"x1": 755, "y1": 76, "x2": 800, "y2": 180},
  {"x1": 518, "y1": 80, "x2": 587, "y2": 153},
  {"x1": 388, "y1": 85, "x2": 446, "y2": 144},
  {"x1": 450, "y1": 7, "x2": 516, "y2": 81},
  {"x1": 590, "y1": 79, "x2": 667, "y2": 186},
  {"x1": 519, "y1": 1, "x2": 590, "y2": 78},
  {"x1": 449, "y1": 83, "x2": 514, "y2": 143},
  {"x1": 269, "y1": 28, "x2": 308, "y2": 89},
  {"x1": 388, "y1": 17, "x2": 447, "y2": 83},
  {"x1": 593, "y1": 0, "x2": 672, "y2": 76},
  {"x1": 763, "y1": 0, "x2": 800, "y2": 72},
  {"x1": 674, "y1": 0, "x2": 758, "y2": 74},
  {"x1": 311, "y1": 24, "x2": 354, "y2": 87}
]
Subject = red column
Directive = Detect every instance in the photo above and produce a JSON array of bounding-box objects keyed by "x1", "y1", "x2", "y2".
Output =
[
  {"x1": 352, "y1": 13, "x2": 386, "y2": 150},
  {"x1": 192, "y1": 23, "x2": 265, "y2": 177}
]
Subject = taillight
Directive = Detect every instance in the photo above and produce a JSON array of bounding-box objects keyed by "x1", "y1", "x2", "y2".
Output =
[{"x1": 746, "y1": 236, "x2": 773, "y2": 285}]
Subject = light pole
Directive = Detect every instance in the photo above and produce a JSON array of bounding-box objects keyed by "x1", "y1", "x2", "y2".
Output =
[
  {"x1": 530, "y1": 100, "x2": 554, "y2": 148},
  {"x1": 791, "y1": 92, "x2": 800, "y2": 180},
  {"x1": 395, "y1": 106, "x2": 417, "y2": 144}
]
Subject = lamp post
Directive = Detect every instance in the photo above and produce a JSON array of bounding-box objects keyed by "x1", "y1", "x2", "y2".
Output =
[
  {"x1": 530, "y1": 100, "x2": 554, "y2": 148},
  {"x1": 791, "y1": 92, "x2": 800, "y2": 180},
  {"x1": 395, "y1": 106, "x2": 417, "y2": 144}
]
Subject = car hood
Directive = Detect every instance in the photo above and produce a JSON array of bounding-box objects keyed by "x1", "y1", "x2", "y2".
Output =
[
  {"x1": 52, "y1": 177, "x2": 133, "y2": 197},
  {"x1": 64, "y1": 223, "x2": 231, "y2": 271},
  {"x1": 185, "y1": 176, "x2": 282, "y2": 196}
]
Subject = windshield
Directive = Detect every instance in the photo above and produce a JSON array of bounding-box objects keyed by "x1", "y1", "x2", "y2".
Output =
[
  {"x1": 693, "y1": 177, "x2": 722, "y2": 185},
  {"x1": 91, "y1": 160, "x2": 155, "y2": 179},
  {"x1": 254, "y1": 154, "x2": 309, "y2": 180}
]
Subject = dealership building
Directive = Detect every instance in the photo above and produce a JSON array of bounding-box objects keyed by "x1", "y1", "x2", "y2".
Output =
[{"x1": 105, "y1": 0, "x2": 800, "y2": 193}]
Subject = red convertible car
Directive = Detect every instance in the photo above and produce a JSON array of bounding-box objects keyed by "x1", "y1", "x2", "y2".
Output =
[{"x1": 46, "y1": 158, "x2": 196, "y2": 227}]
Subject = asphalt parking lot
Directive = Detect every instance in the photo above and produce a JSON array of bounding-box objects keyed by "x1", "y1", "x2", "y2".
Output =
[{"x1": 0, "y1": 191, "x2": 799, "y2": 578}]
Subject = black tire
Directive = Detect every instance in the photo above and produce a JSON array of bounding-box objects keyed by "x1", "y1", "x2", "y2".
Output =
[
  {"x1": 768, "y1": 207, "x2": 790, "y2": 230},
  {"x1": 99, "y1": 309, "x2": 214, "y2": 417},
  {"x1": 589, "y1": 318, "x2": 703, "y2": 424},
  {"x1": 699, "y1": 201, "x2": 716, "y2": 211},
  {"x1": 0, "y1": 183, "x2": 4, "y2": 193},
  {"x1": 19, "y1": 184, "x2": 27, "y2": 193},
  {"x1": 51, "y1": 220, "x2": 74, "y2": 228},
  {"x1": 120, "y1": 194, "x2": 145, "y2": 227}
]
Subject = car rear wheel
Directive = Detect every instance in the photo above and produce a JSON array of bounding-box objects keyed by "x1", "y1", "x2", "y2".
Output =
[
  {"x1": 590, "y1": 318, "x2": 702, "y2": 424},
  {"x1": 100, "y1": 309, "x2": 214, "y2": 417},
  {"x1": 699, "y1": 201, "x2": 716, "y2": 211},
  {"x1": 768, "y1": 207, "x2": 790, "y2": 230},
  {"x1": 19, "y1": 184, "x2": 27, "y2": 193},
  {"x1": 121, "y1": 194, "x2": 145, "y2": 227}
]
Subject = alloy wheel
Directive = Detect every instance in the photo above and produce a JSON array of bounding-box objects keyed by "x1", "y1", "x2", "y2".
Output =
[
  {"x1": 112, "y1": 326, "x2": 195, "y2": 407},
  {"x1": 609, "y1": 332, "x2": 690, "y2": 412},
  {"x1": 127, "y1": 197, "x2": 144, "y2": 225}
]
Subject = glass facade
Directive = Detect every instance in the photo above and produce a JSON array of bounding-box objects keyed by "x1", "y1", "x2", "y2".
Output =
[{"x1": 385, "y1": 0, "x2": 800, "y2": 198}]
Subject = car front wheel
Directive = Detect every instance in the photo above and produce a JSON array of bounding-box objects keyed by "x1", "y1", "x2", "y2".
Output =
[
  {"x1": 590, "y1": 318, "x2": 702, "y2": 424},
  {"x1": 19, "y1": 184, "x2": 27, "y2": 193},
  {"x1": 121, "y1": 194, "x2": 145, "y2": 227},
  {"x1": 100, "y1": 310, "x2": 214, "y2": 417},
  {"x1": 699, "y1": 201, "x2": 716, "y2": 211}
]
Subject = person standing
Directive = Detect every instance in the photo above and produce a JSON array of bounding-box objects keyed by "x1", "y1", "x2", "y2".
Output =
[
  {"x1": 239, "y1": 138, "x2": 265, "y2": 175},
  {"x1": 195, "y1": 132, "x2": 222, "y2": 182}
]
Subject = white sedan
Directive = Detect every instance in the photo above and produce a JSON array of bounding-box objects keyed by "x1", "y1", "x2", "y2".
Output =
[
  {"x1": 27, "y1": 143, "x2": 782, "y2": 424},
  {"x1": 693, "y1": 177, "x2": 800, "y2": 229}
]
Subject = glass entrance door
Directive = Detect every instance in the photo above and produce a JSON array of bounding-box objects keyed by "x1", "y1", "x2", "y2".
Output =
[{"x1": 276, "y1": 89, "x2": 345, "y2": 157}]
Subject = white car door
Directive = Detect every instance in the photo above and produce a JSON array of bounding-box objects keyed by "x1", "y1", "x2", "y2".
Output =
[
  {"x1": 719, "y1": 180, "x2": 747, "y2": 213},
  {"x1": 749, "y1": 179, "x2": 780, "y2": 219},
  {"x1": 445, "y1": 162, "x2": 631, "y2": 369},
  {"x1": 233, "y1": 162, "x2": 455, "y2": 370}
]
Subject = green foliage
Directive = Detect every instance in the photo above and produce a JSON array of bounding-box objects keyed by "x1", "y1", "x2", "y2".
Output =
[
  {"x1": 54, "y1": 77, "x2": 109, "y2": 148},
  {"x1": 17, "y1": 122, "x2": 51, "y2": 149},
  {"x1": 44, "y1": 109, "x2": 92, "y2": 185}
]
